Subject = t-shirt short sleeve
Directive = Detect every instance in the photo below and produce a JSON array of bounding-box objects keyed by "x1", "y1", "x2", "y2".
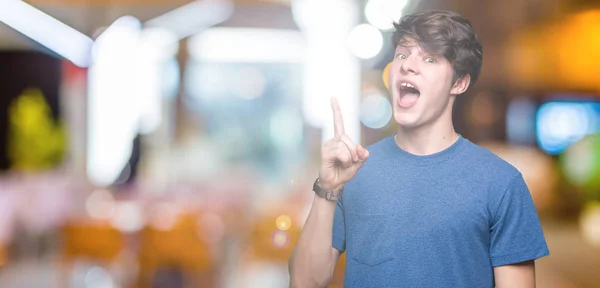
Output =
[
  {"x1": 332, "y1": 196, "x2": 346, "y2": 253},
  {"x1": 489, "y1": 173, "x2": 550, "y2": 267}
]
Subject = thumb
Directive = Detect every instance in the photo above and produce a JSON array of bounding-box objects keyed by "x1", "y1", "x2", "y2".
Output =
[{"x1": 356, "y1": 145, "x2": 370, "y2": 161}]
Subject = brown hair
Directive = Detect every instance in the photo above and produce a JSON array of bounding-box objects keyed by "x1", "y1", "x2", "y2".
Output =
[{"x1": 392, "y1": 10, "x2": 483, "y2": 86}]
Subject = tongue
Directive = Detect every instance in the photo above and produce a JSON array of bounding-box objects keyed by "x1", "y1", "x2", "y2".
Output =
[{"x1": 399, "y1": 93, "x2": 419, "y2": 107}]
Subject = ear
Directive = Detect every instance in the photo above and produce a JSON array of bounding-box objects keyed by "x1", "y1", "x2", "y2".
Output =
[{"x1": 450, "y1": 74, "x2": 471, "y2": 95}]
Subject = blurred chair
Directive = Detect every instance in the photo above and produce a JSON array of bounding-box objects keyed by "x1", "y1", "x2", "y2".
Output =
[
  {"x1": 137, "y1": 212, "x2": 218, "y2": 288},
  {"x1": 60, "y1": 220, "x2": 124, "y2": 286}
]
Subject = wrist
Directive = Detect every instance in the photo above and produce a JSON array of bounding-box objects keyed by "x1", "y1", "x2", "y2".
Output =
[
  {"x1": 317, "y1": 178, "x2": 343, "y2": 192},
  {"x1": 313, "y1": 178, "x2": 344, "y2": 201}
]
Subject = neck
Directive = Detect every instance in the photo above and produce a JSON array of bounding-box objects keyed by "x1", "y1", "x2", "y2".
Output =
[{"x1": 394, "y1": 100, "x2": 458, "y2": 156}]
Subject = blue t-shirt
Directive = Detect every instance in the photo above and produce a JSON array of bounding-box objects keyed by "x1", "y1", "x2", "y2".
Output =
[{"x1": 332, "y1": 134, "x2": 549, "y2": 287}]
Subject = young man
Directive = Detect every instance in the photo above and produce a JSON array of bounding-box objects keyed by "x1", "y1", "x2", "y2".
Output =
[{"x1": 289, "y1": 10, "x2": 549, "y2": 288}]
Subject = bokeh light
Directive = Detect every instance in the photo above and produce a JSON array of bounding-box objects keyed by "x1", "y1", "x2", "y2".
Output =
[
  {"x1": 580, "y1": 202, "x2": 600, "y2": 248},
  {"x1": 382, "y1": 61, "x2": 391, "y2": 88},
  {"x1": 536, "y1": 101, "x2": 600, "y2": 155},
  {"x1": 148, "y1": 202, "x2": 179, "y2": 231},
  {"x1": 85, "y1": 189, "x2": 116, "y2": 220},
  {"x1": 110, "y1": 202, "x2": 144, "y2": 233},
  {"x1": 364, "y1": 0, "x2": 408, "y2": 30},
  {"x1": 347, "y1": 24, "x2": 383, "y2": 59},
  {"x1": 360, "y1": 94, "x2": 392, "y2": 129},
  {"x1": 271, "y1": 230, "x2": 290, "y2": 249},
  {"x1": 275, "y1": 215, "x2": 292, "y2": 231},
  {"x1": 84, "y1": 266, "x2": 114, "y2": 288},
  {"x1": 561, "y1": 134, "x2": 600, "y2": 192}
]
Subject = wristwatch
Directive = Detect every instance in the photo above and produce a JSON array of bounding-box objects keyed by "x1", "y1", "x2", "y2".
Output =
[{"x1": 313, "y1": 178, "x2": 342, "y2": 201}]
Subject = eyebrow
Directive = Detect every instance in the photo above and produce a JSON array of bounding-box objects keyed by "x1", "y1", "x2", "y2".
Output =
[{"x1": 396, "y1": 45, "x2": 439, "y2": 59}]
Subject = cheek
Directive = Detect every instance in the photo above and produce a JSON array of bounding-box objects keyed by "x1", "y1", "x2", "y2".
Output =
[{"x1": 424, "y1": 70, "x2": 453, "y2": 94}]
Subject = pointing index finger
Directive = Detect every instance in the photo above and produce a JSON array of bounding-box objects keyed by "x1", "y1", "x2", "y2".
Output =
[{"x1": 331, "y1": 97, "x2": 345, "y2": 136}]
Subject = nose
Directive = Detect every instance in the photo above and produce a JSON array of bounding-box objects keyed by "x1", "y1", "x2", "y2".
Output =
[{"x1": 400, "y1": 54, "x2": 419, "y2": 75}]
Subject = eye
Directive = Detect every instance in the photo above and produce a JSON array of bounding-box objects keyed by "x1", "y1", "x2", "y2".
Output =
[
  {"x1": 425, "y1": 57, "x2": 436, "y2": 63},
  {"x1": 395, "y1": 53, "x2": 407, "y2": 60}
]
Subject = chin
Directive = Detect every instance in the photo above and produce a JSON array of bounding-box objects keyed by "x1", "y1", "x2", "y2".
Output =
[{"x1": 393, "y1": 110, "x2": 422, "y2": 128}]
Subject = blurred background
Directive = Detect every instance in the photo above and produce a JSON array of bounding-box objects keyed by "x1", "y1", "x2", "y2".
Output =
[{"x1": 0, "y1": 0, "x2": 599, "y2": 287}]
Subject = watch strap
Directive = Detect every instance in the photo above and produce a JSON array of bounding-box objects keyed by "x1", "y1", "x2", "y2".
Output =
[{"x1": 313, "y1": 178, "x2": 342, "y2": 201}]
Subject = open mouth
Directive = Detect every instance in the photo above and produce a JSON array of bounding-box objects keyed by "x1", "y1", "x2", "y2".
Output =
[{"x1": 398, "y1": 82, "x2": 420, "y2": 108}]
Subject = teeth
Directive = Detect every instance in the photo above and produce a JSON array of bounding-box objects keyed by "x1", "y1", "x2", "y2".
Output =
[{"x1": 400, "y1": 82, "x2": 416, "y2": 89}]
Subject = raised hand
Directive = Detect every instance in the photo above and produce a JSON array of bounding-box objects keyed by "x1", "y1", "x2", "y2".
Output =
[{"x1": 318, "y1": 97, "x2": 370, "y2": 191}]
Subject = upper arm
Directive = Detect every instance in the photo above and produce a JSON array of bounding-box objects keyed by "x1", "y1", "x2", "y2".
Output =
[
  {"x1": 489, "y1": 173, "x2": 549, "y2": 266},
  {"x1": 493, "y1": 260, "x2": 536, "y2": 288},
  {"x1": 489, "y1": 173, "x2": 546, "y2": 287}
]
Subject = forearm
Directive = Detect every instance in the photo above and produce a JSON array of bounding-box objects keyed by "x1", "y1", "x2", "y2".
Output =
[{"x1": 289, "y1": 196, "x2": 338, "y2": 288}]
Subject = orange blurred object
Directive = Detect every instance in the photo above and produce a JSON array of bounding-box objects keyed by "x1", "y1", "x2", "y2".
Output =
[
  {"x1": 0, "y1": 244, "x2": 6, "y2": 267},
  {"x1": 507, "y1": 9, "x2": 600, "y2": 93},
  {"x1": 328, "y1": 252, "x2": 346, "y2": 288},
  {"x1": 62, "y1": 220, "x2": 124, "y2": 262},
  {"x1": 60, "y1": 220, "x2": 125, "y2": 287},
  {"x1": 137, "y1": 212, "x2": 218, "y2": 287}
]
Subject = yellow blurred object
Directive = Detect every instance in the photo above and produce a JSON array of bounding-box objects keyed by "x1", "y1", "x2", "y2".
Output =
[
  {"x1": 7, "y1": 88, "x2": 66, "y2": 171},
  {"x1": 553, "y1": 10, "x2": 600, "y2": 92},
  {"x1": 275, "y1": 215, "x2": 292, "y2": 231},
  {"x1": 382, "y1": 62, "x2": 392, "y2": 89},
  {"x1": 248, "y1": 212, "x2": 301, "y2": 263},
  {"x1": 505, "y1": 25, "x2": 554, "y2": 90},
  {"x1": 507, "y1": 9, "x2": 600, "y2": 93}
]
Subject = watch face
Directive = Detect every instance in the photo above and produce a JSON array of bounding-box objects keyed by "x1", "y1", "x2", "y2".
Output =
[{"x1": 326, "y1": 191, "x2": 339, "y2": 201}]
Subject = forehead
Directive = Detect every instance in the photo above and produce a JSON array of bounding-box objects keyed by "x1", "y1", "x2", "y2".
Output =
[
  {"x1": 397, "y1": 36, "x2": 419, "y2": 47},
  {"x1": 396, "y1": 38, "x2": 428, "y2": 52}
]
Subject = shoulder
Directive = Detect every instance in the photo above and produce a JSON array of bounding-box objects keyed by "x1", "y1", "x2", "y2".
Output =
[
  {"x1": 458, "y1": 138, "x2": 521, "y2": 181},
  {"x1": 458, "y1": 139, "x2": 528, "y2": 210}
]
